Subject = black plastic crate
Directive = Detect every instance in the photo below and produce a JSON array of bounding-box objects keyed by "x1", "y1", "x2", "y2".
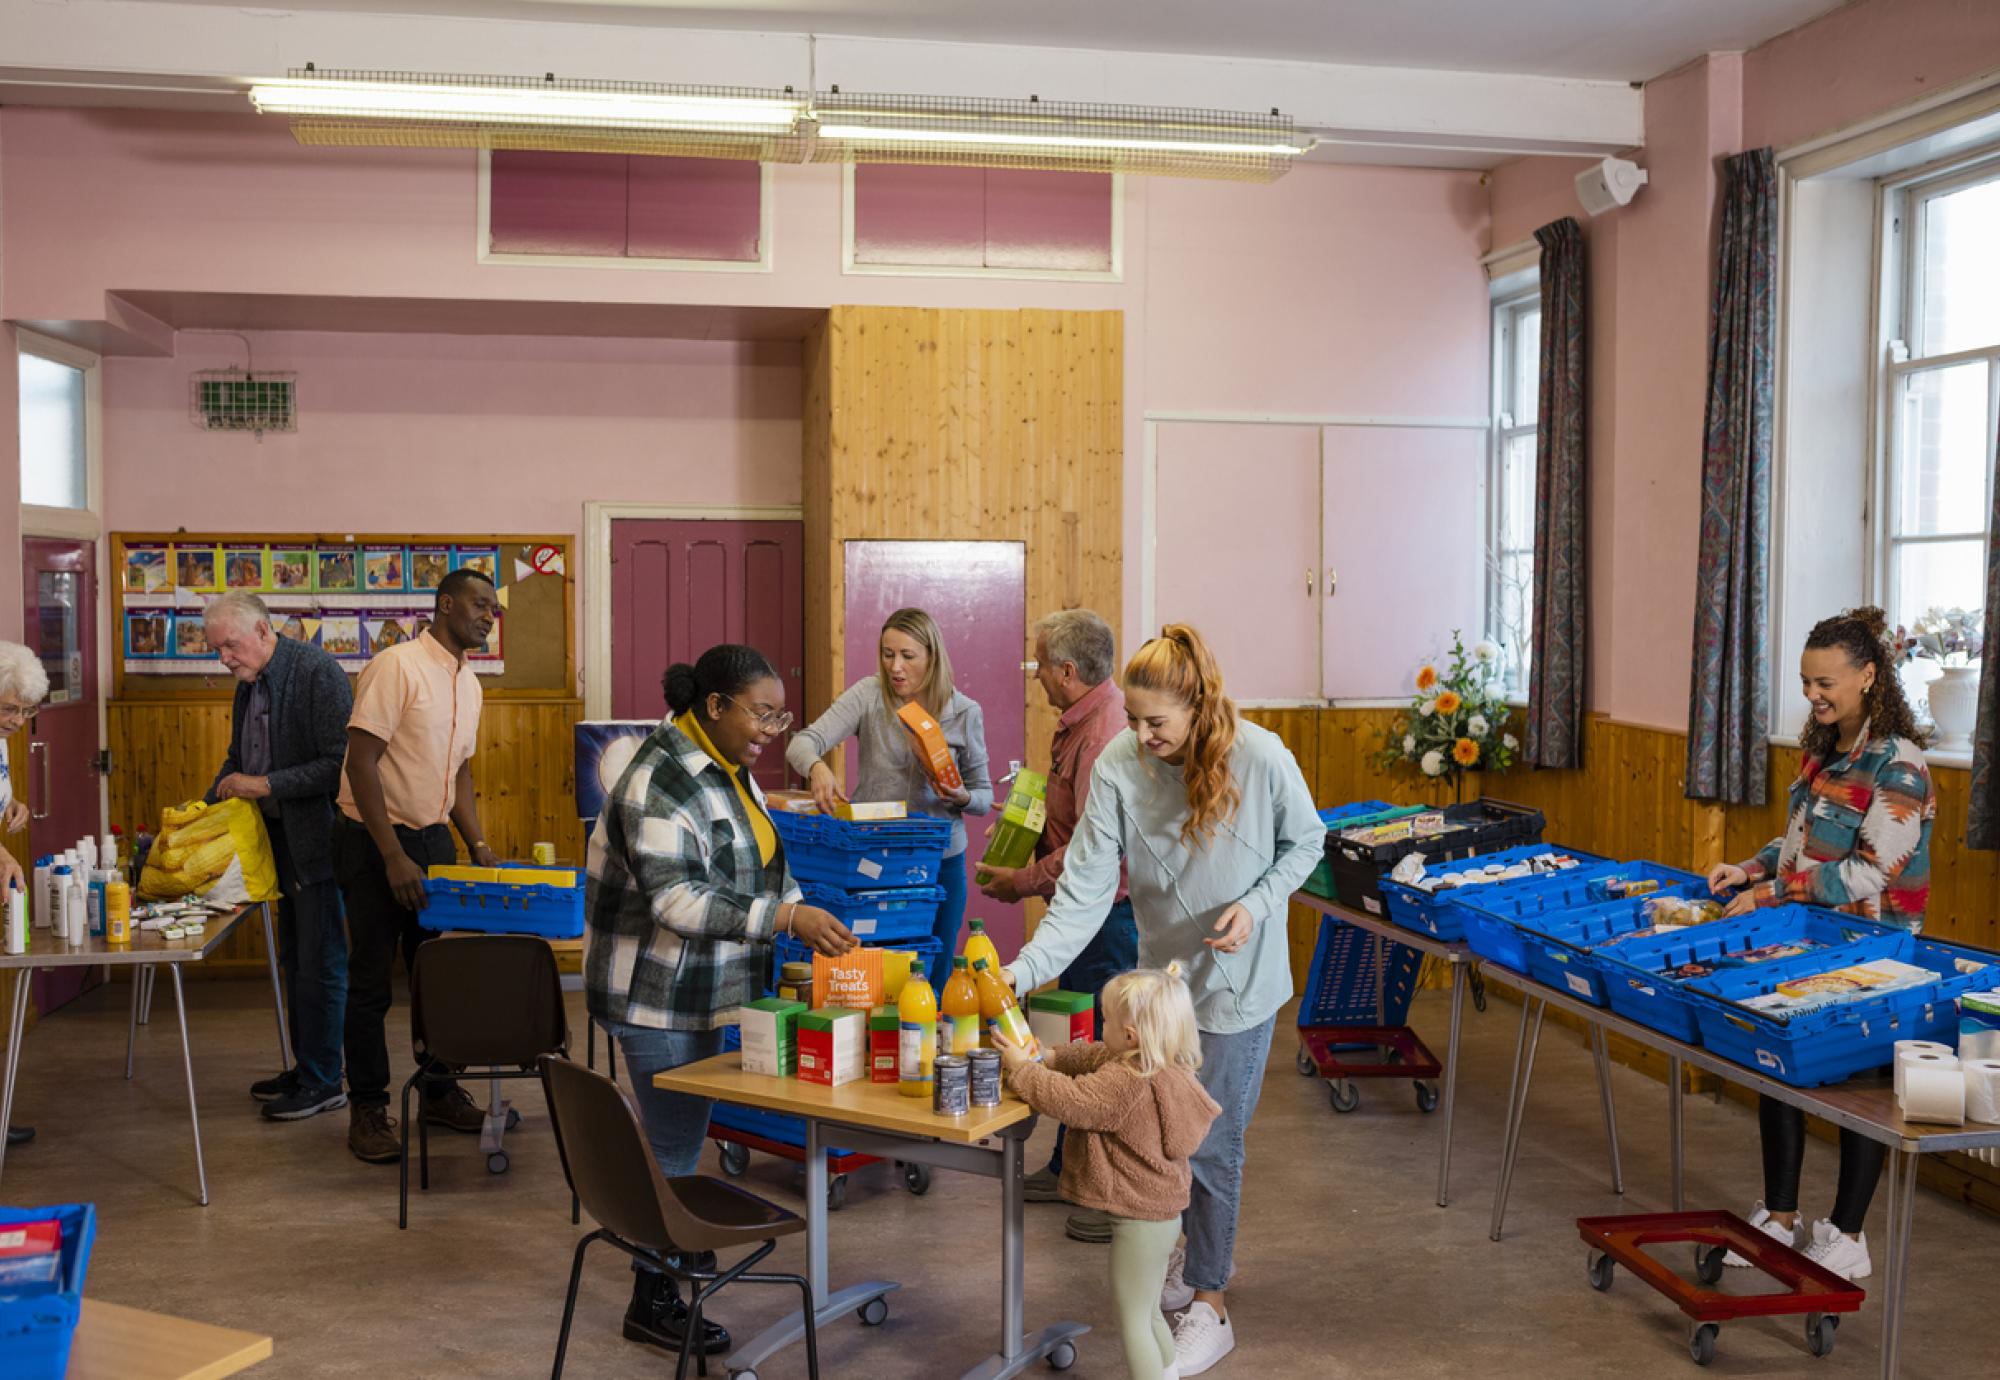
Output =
[{"x1": 1329, "y1": 798, "x2": 1547, "y2": 918}]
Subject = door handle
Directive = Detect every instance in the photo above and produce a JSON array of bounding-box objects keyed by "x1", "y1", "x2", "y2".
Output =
[
  {"x1": 1325, "y1": 568, "x2": 1338, "y2": 598},
  {"x1": 29, "y1": 740, "x2": 50, "y2": 820},
  {"x1": 1305, "y1": 568, "x2": 1315, "y2": 598}
]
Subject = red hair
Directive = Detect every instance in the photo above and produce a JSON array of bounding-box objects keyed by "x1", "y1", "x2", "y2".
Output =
[{"x1": 1123, "y1": 624, "x2": 1239, "y2": 844}]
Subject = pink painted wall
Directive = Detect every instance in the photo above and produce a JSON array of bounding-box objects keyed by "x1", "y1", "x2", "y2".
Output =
[{"x1": 0, "y1": 109, "x2": 20, "y2": 639}]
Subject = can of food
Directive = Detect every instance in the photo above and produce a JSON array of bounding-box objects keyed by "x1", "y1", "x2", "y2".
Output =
[
  {"x1": 933, "y1": 1054, "x2": 970, "y2": 1117},
  {"x1": 968, "y1": 1048, "x2": 1003, "y2": 1108},
  {"x1": 531, "y1": 841, "x2": 556, "y2": 865}
]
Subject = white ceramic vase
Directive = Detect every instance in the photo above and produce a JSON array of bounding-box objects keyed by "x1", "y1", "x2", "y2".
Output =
[{"x1": 1927, "y1": 664, "x2": 1979, "y2": 753}]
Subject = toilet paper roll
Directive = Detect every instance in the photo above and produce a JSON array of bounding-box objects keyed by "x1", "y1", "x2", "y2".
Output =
[
  {"x1": 1963, "y1": 1059, "x2": 2000, "y2": 1125},
  {"x1": 1901, "y1": 1061, "x2": 1967, "y2": 1125},
  {"x1": 1894, "y1": 1042, "x2": 1956, "y2": 1098}
]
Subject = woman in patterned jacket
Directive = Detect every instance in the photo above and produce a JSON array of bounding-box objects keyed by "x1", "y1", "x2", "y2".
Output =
[{"x1": 1706, "y1": 607, "x2": 1935, "y2": 1282}]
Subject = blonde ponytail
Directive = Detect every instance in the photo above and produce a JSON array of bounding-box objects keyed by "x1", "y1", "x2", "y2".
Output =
[{"x1": 1123, "y1": 623, "x2": 1240, "y2": 845}]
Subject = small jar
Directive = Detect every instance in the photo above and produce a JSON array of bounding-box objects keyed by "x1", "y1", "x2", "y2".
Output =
[{"x1": 778, "y1": 961, "x2": 815, "y2": 1005}]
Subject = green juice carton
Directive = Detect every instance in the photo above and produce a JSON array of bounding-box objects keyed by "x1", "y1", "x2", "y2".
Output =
[{"x1": 977, "y1": 769, "x2": 1049, "y2": 882}]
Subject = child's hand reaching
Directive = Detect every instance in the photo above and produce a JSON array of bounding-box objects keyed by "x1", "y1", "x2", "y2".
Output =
[{"x1": 992, "y1": 1030, "x2": 1035, "y2": 1075}]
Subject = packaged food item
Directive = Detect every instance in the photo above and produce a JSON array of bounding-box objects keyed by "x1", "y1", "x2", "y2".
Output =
[
  {"x1": 776, "y1": 961, "x2": 815, "y2": 1007},
  {"x1": 895, "y1": 702, "x2": 963, "y2": 794},
  {"x1": 741, "y1": 997, "x2": 807, "y2": 1076},
  {"x1": 897, "y1": 975, "x2": 938, "y2": 1098},
  {"x1": 869, "y1": 1006, "x2": 901, "y2": 1084},
  {"x1": 1028, "y1": 990, "x2": 1095, "y2": 1050},
  {"x1": 972, "y1": 958, "x2": 1040, "y2": 1059},
  {"x1": 969, "y1": 1048, "x2": 1003, "y2": 1107},
  {"x1": 835, "y1": 800, "x2": 909, "y2": 822},
  {"x1": 765, "y1": 790, "x2": 820, "y2": 815},
  {"x1": 881, "y1": 949, "x2": 916, "y2": 1003},
  {"x1": 934, "y1": 1054, "x2": 971, "y2": 1117},
  {"x1": 0, "y1": 1217, "x2": 62, "y2": 1289},
  {"x1": 1638, "y1": 895, "x2": 1724, "y2": 930},
  {"x1": 940, "y1": 957, "x2": 983, "y2": 1056},
  {"x1": 796, "y1": 1008, "x2": 865, "y2": 1086},
  {"x1": 812, "y1": 947, "x2": 885, "y2": 1010},
  {"x1": 977, "y1": 770, "x2": 1048, "y2": 883}
]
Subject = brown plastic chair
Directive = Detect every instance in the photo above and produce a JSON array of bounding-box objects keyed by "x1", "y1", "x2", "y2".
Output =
[
  {"x1": 399, "y1": 934, "x2": 570, "y2": 1228},
  {"x1": 539, "y1": 1054, "x2": 819, "y2": 1380}
]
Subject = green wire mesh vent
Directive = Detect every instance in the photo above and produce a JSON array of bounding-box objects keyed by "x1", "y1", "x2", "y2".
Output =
[{"x1": 191, "y1": 370, "x2": 298, "y2": 436}]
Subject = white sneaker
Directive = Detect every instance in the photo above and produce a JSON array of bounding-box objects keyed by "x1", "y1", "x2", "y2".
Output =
[
  {"x1": 1160, "y1": 1367, "x2": 1181, "y2": 1380},
  {"x1": 1160, "y1": 1243, "x2": 1195, "y2": 1312},
  {"x1": 1724, "y1": 1202, "x2": 1798, "y2": 1267},
  {"x1": 1802, "y1": 1218, "x2": 1872, "y2": 1281},
  {"x1": 1172, "y1": 1302, "x2": 1235, "y2": 1377}
]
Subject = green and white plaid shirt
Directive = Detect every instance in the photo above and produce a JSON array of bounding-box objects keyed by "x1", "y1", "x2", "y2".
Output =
[{"x1": 584, "y1": 720, "x2": 799, "y2": 1031}]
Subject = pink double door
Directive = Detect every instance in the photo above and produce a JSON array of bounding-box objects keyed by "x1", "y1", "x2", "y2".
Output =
[{"x1": 608, "y1": 519, "x2": 805, "y2": 793}]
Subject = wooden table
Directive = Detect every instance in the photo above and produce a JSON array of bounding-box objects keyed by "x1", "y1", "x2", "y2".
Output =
[
  {"x1": 0, "y1": 902, "x2": 284, "y2": 1204},
  {"x1": 68, "y1": 1298, "x2": 272, "y2": 1379},
  {"x1": 656, "y1": 1053, "x2": 1089, "y2": 1380}
]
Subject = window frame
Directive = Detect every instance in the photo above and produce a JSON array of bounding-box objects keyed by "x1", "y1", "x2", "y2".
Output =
[
  {"x1": 16, "y1": 327, "x2": 103, "y2": 542},
  {"x1": 1487, "y1": 280, "x2": 1540, "y2": 702}
]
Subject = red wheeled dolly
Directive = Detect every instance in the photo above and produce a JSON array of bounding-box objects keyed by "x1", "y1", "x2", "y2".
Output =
[
  {"x1": 1578, "y1": 1211, "x2": 1866, "y2": 1366},
  {"x1": 1295, "y1": 1025, "x2": 1443, "y2": 1114}
]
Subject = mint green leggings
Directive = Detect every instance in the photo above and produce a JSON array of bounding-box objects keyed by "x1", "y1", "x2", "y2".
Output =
[{"x1": 1108, "y1": 1214, "x2": 1181, "y2": 1380}]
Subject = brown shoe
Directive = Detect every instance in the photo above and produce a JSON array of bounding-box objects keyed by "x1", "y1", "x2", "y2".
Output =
[
  {"x1": 422, "y1": 1084, "x2": 488, "y2": 1135},
  {"x1": 348, "y1": 1105, "x2": 401, "y2": 1163}
]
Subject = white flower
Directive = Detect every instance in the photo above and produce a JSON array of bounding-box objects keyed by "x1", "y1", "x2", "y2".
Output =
[
  {"x1": 1473, "y1": 640, "x2": 1500, "y2": 664},
  {"x1": 1417, "y1": 698, "x2": 1436, "y2": 717},
  {"x1": 1503, "y1": 732, "x2": 1519, "y2": 751},
  {"x1": 1420, "y1": 750, "x2": 1445, "y2": 777},
  {"x1": 1403, "y1": 734, "x2": 1417, "y2": 755},
  {"x1": 1468, "y1": 714, "x2": 1490, "y2": 739}
]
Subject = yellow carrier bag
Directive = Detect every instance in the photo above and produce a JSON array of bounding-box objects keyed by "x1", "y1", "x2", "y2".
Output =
[{"x1": 137, "y1": 798, "x2": 280, "y2": 905}]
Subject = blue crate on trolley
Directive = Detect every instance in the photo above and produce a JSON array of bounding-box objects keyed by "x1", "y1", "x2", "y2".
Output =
[
  {"x1": 769, "y1": 811, "x2": 953, "y2": 890},
  {"x1": 797, "y1": 882, "x2": 946, "y2": 944},
  {"x1": 1297, "y1": 913, "x2": 1423, "y2": 1031},
  {"x1": 1377, "y1": 842, "x2": 1611, "y2": 941},
  {"x1": 0, "y1": 1202, "x2": 96, "y2": 1380},
  {"x1": 423, "y1": 864, "x2": 584, "y2": 939},
  {"x1": 1685, "y1": 933, "x2": 1995, "y2": 1086}
]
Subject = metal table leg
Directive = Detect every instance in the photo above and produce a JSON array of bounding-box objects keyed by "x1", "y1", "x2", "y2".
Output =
[
  {"x1": 259, "y1": 902, "x2": 291, "y2": 1072},
  {"x1": 125, "y1": 965, "x2": 142, "y2": 1079},
  {"x1": 1668, "y1": 1055, "x2": 1685, "y2": 1212},
  {"x1": 1436, "y1": 961, "x2": 1467, "y2": 1208},
  {"x1": 138, "y1": 964, "x2": 155, "y2": 1025},
  {"x1": 0, "y1": 968, "x2": 31, "y2": 1186},
  {"x1": 168, "y1": 966, "x2": 209, "y2": 1206},
  {"x1": 1879, "y1": 1146, "x2": 1917, "y2": 1380},
  {"x1": 1490, "y1": 998, "x2": 1545, "y2": 1242},
  {"x1": 1589, "y1": 1024, "x2": 1625, "y2": 1195},
  {"x1": 957, "y1": 1129, "x2": 1089, "y2": 1380}
]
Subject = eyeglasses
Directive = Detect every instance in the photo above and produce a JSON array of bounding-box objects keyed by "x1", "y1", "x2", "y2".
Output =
[
  {"x1": 0, "y1": 703, "x2": 35, "y2": 719},
  {"x1": 722, "y1": 696, "x2": 794, "y2": 733}
]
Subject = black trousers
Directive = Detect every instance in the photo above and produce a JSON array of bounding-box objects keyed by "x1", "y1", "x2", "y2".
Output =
[
  {"x1": 1760, "y1": 1094, "x2": 1886, "y2": 1234},
  {"x1": 334, "y1": 815, "x2": 458, "y2": 1109}
]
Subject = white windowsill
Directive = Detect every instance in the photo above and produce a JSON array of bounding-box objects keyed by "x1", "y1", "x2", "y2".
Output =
[{"x1": 1766, "y1": 732, "x2": 1972, "y2": 771}]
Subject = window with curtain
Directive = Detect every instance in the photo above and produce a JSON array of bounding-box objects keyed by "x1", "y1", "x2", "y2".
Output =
[
  {"x1": 1489, "y1": 283, "x2": 1541, "y2": 698},
  {"x1": 18, "y1": 349, "x2": 88, "y2": 511}
]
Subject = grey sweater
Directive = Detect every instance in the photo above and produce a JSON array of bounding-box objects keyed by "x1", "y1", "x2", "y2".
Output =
[{"x1": 786, "y1": 679, "x2": 993, "y2": 857}]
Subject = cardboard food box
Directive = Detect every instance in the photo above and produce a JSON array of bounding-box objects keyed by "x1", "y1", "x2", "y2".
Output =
[
  {"x1": 765, "y1": 790, "x2": 820, "y2": 815},
  {"x1": 895, "y1": 702, "x2": 963, "y2": 793},
  {"x1": 1028, "y1": 990, "x2": 1096, "y2": 1049},
  {"x1": 740, "y1": 996, "x2": 808, "y2": 1077},
  {"x1": 813, "y1": 947, "x2": 886, "y2": 1010},
  {"x1": 796, "y1": 1007, "x2": 865, "y2": 1087},
  {"x1": 835, "y1": 800, "x2": 909, "y2": 822},
  {"x1": 869, "y1": 1006, "x2": 902, "y2": 1084},
  {"x1": 0, "y1": 1217, "x2": 62, "y2": 1290}
]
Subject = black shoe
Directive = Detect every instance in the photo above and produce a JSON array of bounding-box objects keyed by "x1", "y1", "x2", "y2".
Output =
[
  {"x1": 6, "y1": 1125, "x2": 33, "y2": 1146},
  {"x1": 624, "y1": 1270, "x2": 731, "y2": 1356},
  {"x1": 261, "y1": 1082, "x2": 349, "y2": 1121},
  {"x1": 251, "y1": 1067, "x2": 301, "y2": 1102}
]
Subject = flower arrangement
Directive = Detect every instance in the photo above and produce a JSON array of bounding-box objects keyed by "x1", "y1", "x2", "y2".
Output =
[
  {"x1": 1378, "y1": 632, "x2": 1519, "y2": 784},
  {"x1": 1897, "y1": 607, "x2": 1984, "y2": 667}
]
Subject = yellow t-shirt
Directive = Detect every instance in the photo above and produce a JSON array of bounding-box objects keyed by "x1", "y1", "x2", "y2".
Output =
[{"x1": 675, "y1": 710, "x2": 776, "y2": 867}]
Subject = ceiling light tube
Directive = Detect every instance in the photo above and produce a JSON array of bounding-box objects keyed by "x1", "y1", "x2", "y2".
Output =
[
  {"x1": 249, "y1": 79, "x2": 805, "y2": 132},
  {"x1": 814, "y1": 123, "x2": 1311, "y2": 158}
]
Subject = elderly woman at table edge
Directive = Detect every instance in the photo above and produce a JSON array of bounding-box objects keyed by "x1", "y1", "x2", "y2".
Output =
[
  {"x1": 583, "y1": 642, "x2": 857, "y2": 1361},
  {"x1": 1706, "y1": 607, "x2": 1937, "y2": 1283},
  {"x1": 1003, "y1": 624, "x2": 1324, "y2": 1379},
  {"x1": 0, "y1": 641, "x2": 49, "y2": 1148}
]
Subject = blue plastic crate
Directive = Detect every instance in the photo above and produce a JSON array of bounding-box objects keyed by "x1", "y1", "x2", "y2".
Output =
[
  {"x1": 1596, "y1": 906, "x2": 1910, "y2": 1045},
  {"x1": 423, "y1": 865, "x2": 584, "y2": 939},
  {"x1": 771, "y1": 933, "x2": 944, "y2": 995},
  {"x1": 1464, "y1": 861, "x2": 1706, "y2": 925},
  {"x1": 1505, "y1": 874, "x2": 1715, "y2": 1005},
  {"x1": 797, "y1": 882, "x2": 945, "y2": 943},
  {"x1": 1297, "y1": 914, "x2": 1422, "y2": 1029},
  {"x1": 769, "y1": 811, "x2": 953, "y2": 890},
  {"x1": 1686, "y1": 934, "x2": 1994, "y2": 1086},
  {"x1": 714, "y1": 1028, "x2": 871, "y2": 1159},
  {"x1": 1379, "y1": 843, "x2": 1610, "y2": 941},
  {"x1": 0, "y1": 1202, "x2": 96, "y2": 1380}
]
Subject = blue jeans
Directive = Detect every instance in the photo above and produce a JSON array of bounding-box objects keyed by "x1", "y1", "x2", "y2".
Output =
[
  {"x1": 269, "y1": 817, "x2": 347, "y2": 1091},
  {"x1": 1047, "y1": 899, "x2": 1139, "y2": 1175},
  {"x1": 601, "y1": 1022, "x2": 728, "y2": 1178},
  {"x1": 1183, "y1": 1015, "x2": 1276, "y2": 1293},
  {"x1": 927, "y1": 852, "x2": 970, "y2": 991}
]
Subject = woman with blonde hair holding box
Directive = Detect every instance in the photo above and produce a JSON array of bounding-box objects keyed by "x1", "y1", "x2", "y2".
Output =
[{"x1": 788, "y1": 607, "x2": 992, "y2": 988}]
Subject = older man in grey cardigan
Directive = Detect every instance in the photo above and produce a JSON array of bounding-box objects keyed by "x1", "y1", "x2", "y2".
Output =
[{"x1": 204, "y1": 591, "x2": 354, "y2": 1122}]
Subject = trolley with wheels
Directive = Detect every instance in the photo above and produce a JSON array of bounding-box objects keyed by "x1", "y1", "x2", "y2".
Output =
[
  {"x1": 1293, "y1": 913, "x2": 1439, "y2": 1114},
  {"x1": 1578, "y1": 1210, "x2": 1864, "y2": 1367},
  {"x1": 708, "y1": 1101, "x2": 932, "y2": 1210}
]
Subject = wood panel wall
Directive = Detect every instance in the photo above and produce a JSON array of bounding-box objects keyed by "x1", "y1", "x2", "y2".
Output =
[{"x1": 106, "y1": 699, "x2": 588, "y2": 977}]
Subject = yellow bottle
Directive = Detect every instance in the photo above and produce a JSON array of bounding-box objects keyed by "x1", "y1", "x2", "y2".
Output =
[
  {"x1": 896, "y1": 974, "x2": 938, "y2": 1098},
  {"x1": 972, "y1": 957, "x2": 1039, "y2": 1058},
  {"x1": 961, "y1": 917, "x2": 1001, "y2": 976},
  {"x1": 940, "y1": 956, "x2": 983, "y2": 1057}
]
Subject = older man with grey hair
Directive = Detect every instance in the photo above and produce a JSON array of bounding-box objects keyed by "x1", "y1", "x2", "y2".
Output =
[
  {"x1": 977, "y1": 607, "x2": 1136, "y2": 1242},
  {"x1": 203, "y1": 592, "x2": 354, "y2": 1122}
]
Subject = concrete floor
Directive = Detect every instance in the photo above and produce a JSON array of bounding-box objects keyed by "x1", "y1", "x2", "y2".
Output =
[{"x1": 1, "y1": 976, "x2": 1989, "y2": 1379}]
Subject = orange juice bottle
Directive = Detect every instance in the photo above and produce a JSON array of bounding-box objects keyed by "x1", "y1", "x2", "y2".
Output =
[
  {"x1": 962, "y1": 917, "x2": 1001, "y2": 976},
  {"x1": 972, "y1": 957, "x2": 1039, "y2": 1058},
  {"x1": 896, "y1": 974, "x2": 938, "y2": 1098},
  {"x1": 940, "y1": 956, "x2": 982, "y2": 1057}
]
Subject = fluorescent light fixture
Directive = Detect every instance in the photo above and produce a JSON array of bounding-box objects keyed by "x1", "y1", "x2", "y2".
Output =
[
  {"x1": 815, "y1": 123, "x2": 1310, "y2": 158},
  {"x1": 249, "y1": 78, "x2": 805, "y2": 133}
]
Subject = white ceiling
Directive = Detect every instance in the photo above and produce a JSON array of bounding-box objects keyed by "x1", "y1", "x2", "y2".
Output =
[{"x1": 137, "y1": 0, "x2": 1847, "y2": 82}]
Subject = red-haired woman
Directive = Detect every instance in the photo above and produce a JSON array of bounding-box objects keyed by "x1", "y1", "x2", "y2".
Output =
[{"x1": 1006, "y1": 625, "x2": 1323, "y2": 1377}]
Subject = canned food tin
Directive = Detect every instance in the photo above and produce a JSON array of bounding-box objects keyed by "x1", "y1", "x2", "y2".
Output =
[
  {"x1": 933, "y1": 1054, "x2": 970, "y2": 1117},
  {"x1": 968, "y1": 1048, "x2": 1003, "y2": 1107},
  {"x1": 532, "y1": 842, "x2": 556, "y2": 865}
]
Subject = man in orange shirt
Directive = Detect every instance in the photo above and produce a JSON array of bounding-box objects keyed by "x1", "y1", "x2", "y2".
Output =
[{"x1": 335, "y1": 567, "x2": 503, "y2": 1163}]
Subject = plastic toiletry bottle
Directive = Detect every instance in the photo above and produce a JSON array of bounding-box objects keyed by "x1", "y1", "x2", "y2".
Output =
[
  {"x1": 77, "y1": 836, "x2": 96, "y2": 873},
  {"x1": 106, "y1": 879, "x2": 132, "y2": 947},
  {"x1": 51, "y1": 864, "x2": 73, "y2": 944},
  {"x1": 67, "y1": 869, "x2": 88, "y2": 946},
  {"x1": 4, "y1": 882, "x2": 25, "y2": 956},
  {"x1": 961, "y1": 917, "x2": 1001, "y2": 976},
  {"x1": 940, "y1": 956, "x2": 983, "y2": 1057},
  {"x1": 99, "y1": 833, "x2": 117, "y2": 870},
  {"x1": 87, "y1": 870, "x2": 108, "y2": 938},
  {"x1": 32, "y1": 857, "x2": 52, "y2": 930},
  {"x1": 896, "y1": 974, "x2": 938, "y2": 1098},
  {"x1": 971, "y1": 958, "x2": 1040, "y2": 1059}
]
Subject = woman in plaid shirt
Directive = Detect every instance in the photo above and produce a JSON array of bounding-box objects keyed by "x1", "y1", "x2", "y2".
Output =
[
  {"x1": 1705, "y1": 607, "x2": 1936, "y2": 1282},
  {"x1": 585, "y1": 643, "x2": 855, "y2": 1359}
]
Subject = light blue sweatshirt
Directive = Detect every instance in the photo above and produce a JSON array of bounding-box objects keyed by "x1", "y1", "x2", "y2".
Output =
[{"x1": 1009, "y1": 721, "x2": 1325, "y2": 1034}]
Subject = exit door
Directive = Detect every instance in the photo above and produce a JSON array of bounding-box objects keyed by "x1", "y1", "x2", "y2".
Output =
[{"x1": 22, "y1": 537, "x2": 103, "y2": 1015}]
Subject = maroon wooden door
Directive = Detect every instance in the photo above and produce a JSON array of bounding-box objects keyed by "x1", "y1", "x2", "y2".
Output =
[
  {"x1": 22, "y1": 536, "x2": 103, "y2": 1014},
  {"x1": 609, "y1": 519, "x2": 804, "y2": 791}
]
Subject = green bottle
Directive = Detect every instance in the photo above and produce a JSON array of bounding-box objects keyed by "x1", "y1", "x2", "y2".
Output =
[{"x1": 978, "y1": 770, "x2": 1049, "y2": 881}]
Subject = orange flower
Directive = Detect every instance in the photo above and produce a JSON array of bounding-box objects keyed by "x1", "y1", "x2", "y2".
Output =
[
  {"x1": 1433, "y1": 690, "x2": 1462, "y2": 716},
  {"x1": 1415, "y1": 665, "x2": 1439, "y2": 692},
  {"x1": 1453, "y1": 737, "x2": 1480, "y2": 767}
]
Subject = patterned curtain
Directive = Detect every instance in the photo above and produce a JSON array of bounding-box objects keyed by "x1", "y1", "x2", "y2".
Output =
[
  {"x1": 1965, "y1": 428, "x2": 2000, "y2": 847},
  {"x1": 1526, "y1": 217, "x2": 1587, "y2": 769},
  {"x1": 1685, "y1": 148, "x2": 1778, "y2": 806}
]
